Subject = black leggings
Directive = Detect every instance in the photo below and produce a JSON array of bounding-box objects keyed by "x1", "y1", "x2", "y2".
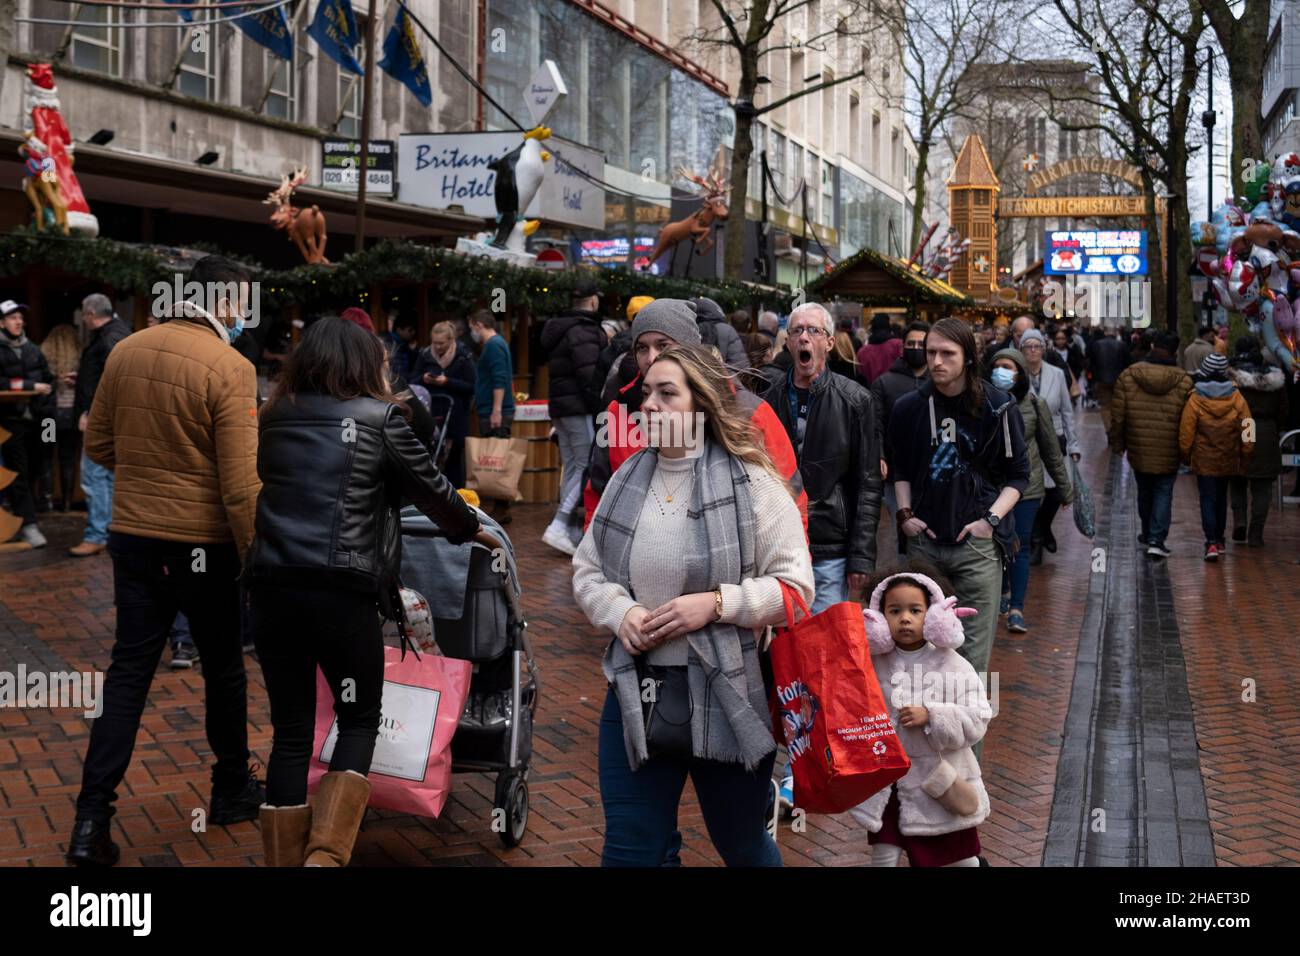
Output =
[{"x1": 251, "y1": 584, "x2": 385, "y2": 806}]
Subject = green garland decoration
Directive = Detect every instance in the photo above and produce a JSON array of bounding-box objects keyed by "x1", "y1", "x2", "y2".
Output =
[{"x1": 0, "y1": 231, "x2": 793, "y2": 316}]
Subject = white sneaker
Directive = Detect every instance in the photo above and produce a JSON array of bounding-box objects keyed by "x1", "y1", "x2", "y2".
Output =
[
  {"x1": 542, "y1": 525, "x2": 577, "y2": 556},
  {"x1": 20, "y1": 525, "x2": 47, "y2": 549}
]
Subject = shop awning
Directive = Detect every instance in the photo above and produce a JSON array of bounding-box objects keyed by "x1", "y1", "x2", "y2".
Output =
[{"x1": 805, "y1": 245, "x2": 974, "y2": 307}]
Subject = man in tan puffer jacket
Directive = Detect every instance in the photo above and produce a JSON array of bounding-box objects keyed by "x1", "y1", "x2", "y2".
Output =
[
  {"x1": 1107, "y1": 332, "x2": 1192, "y2": 559},
  {"x1": 67, "y1": 255, "x2": 265, "y2": 868}
]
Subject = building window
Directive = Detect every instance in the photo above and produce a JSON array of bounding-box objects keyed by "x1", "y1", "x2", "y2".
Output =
[
  {"x1": 69, "y1": 5, "x2": 122, "y2": 76},
  {"x1": 177, "y1": 13, "x2": 218, "y2": 101},
  {"x1": 822, "y1": 159, "x2": 834, "y2": 227},
  {"x1": 265, "y1": 49, "x2": 295, "y2": 121},
  {"x1": 849, "y1": 93, "x2": 860, "y2": 164},
  {"x1": 751, "y1": 122, "x2": 766, "y2": 198},
  {"x1": 771, "y1": 131, "x2": 787, "y2": 204},
  {"x1": 327, "y1": 12, "x2": 366, "y2": 135}
]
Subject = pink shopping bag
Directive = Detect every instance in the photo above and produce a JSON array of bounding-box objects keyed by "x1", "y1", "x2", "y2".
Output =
[{"x1": 308, "y1": 647, "x2": 471, "y2": 819}]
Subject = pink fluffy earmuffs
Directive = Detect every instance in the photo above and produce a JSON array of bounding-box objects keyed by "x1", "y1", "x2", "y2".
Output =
[{"x1": 862, "y1": 572, "x2": 977, "y2": 655}]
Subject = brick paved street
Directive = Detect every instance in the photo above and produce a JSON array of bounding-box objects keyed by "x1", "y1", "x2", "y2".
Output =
[{"x1": 1, "y1": 407, "x2": 1297, "y2": 867}]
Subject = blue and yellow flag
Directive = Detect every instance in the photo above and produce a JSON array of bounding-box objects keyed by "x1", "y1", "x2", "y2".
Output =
[
  {"x1": 308, "y1": 0, "x2": 364, "y2": 75},
  {"x1": 378, "y1": 4, "x2": 431, "y2": 107},
  {"x1": 234, "y1": 4, "x2": 294, "y2": 61}
]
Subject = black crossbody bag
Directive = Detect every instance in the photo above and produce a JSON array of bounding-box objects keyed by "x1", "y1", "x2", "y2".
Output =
[{"x1": 635, "y1": 660, "x2": 694, "y2": 760}]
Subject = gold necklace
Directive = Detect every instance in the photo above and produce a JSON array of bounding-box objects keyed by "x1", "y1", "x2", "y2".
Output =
[{"x1": 656, "y1": 469, "x2": 693, "y2": 503}]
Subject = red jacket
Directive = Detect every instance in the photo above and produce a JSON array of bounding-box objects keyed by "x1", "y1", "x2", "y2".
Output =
[{"x1": 583, "y1": 373, "x2": 809, "y2": 535}]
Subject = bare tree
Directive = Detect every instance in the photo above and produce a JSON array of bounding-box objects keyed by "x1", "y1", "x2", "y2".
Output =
[
  {"x1": 690, "y1": 0, "x2": 874, "y2": 280},
  {"x1": 864, "y1": 0, "x2": 1025, "y2": 250},
  {"x1": 1197, "y1": 0, "x2": 1268, "y2": 202},
  {"x1": 1045, "y1": 0, "x2": 1207, "y2": 341}
]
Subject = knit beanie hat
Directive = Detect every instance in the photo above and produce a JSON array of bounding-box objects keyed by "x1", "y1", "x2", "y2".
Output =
[
  {"x1": 631, "y1": 299, "x2": 702, "y2": 348},
  {"x1": 340, "y1": 307, "x2": 375, "y2": 333},
  {"x1": 1018, "y1": 328, "x2": 1046, "y2": 348},
  {"x1": 626, "y1": 295, "x2": 654, "y2": 322},
  {"x1": 1200, "y1": 352, "x2": 1229, "y2": 378}
]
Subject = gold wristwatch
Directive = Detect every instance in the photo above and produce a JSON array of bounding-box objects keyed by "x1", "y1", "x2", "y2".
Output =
[{"x1": 714, "y1": 587, "x2": 724, "y2": 621}]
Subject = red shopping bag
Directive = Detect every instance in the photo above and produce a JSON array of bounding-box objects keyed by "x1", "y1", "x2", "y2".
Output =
[
  {"x1": 308, "y1": 647, "x2": 472, "y2": 819},
  {"x1": 768, "y1": 583, "x2": 910, "y2": 814}
]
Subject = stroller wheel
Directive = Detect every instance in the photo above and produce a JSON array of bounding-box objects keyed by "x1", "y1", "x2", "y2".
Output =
[{"x1": 494, "y1": 772, "x2": 529, "y2": 848}]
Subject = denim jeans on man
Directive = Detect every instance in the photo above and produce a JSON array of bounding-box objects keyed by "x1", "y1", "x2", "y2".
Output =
[
  {"x1": 1004, "y1": 497, "x2": 1042, "y2": 610},
  {"x1": 1196, "y1": 475, "x2": 1229, "y2": 544},
  {"x1": 811, "y1": 558, "x2": 848, "y2": 614},
  {"x1": 1133, "y1": 471, "x2": 1176, "y2": 547},
  {"x1": 78, "y1": 450, "x2": 115, "y2": 545},
  {"x1": 74, "y1": 533, "x2": 250, "y2": 823},
  {"x1": 598, "y1": 688, "x2": 781, "y2": 867},
  {"x1": 548, "y1": 415, "x2": 594, "y2": 545}
]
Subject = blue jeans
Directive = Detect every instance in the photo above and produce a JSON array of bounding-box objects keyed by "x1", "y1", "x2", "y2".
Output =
[
  {"x1": 1004, "y1": 498, "x2": 1041, "y2": 610},
  {"x1": 1196, "y1": 475, "x2": 1229, "y2": 544},
  {"x1": 598, "y1": 688, "x2": 781, "y2": 867},
  {"x1": 811, "y1": 558, "x2": 848, "y2": 613},
  {"x1": 79, "y1": 451, "x2": 115, "y2": 545},
  {"x1": 550, "y1": 415, "x2": 594, "y2": 543},
  {"x1": 171, "y1": 612, "x2": 193, "y2": 649},
  {"x1": 1134, "y1": 471, "x2": 1176, "y2": 547}
]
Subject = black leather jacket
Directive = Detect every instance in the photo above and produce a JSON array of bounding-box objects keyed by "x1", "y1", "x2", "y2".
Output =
[
  {"x1": 763, "y1": 368, "x2": 883, "y2": 573},
  {"x1": 248, "y1": 393, "x2": 479, "y2": 603}
]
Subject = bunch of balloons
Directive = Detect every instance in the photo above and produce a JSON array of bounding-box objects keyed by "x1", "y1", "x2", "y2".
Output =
[{"x1": 1191, "y1": 157, "x2": 1300, "y2": 371}]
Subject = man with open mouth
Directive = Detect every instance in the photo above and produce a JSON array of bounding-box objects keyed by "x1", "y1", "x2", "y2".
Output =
[{"x1": 762, "y1": 301, "x2": 883, "y2": 808}]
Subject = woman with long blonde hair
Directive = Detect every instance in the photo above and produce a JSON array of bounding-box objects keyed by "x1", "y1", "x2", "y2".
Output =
[
  {"x1": 39, "y1": 323, "x2": 82, "y2": 511},
  {"x1": 831, "y1": 325, "x2": 862, "y2": 385},
  {"x1": 573, "y1": 344, "x2": 813, "y2": 867}
]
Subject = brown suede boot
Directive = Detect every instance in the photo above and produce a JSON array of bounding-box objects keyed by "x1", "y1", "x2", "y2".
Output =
[
  {"x1": 303, "y1": 771, "x2": 371, "y2": 867},
  {"x1": 259, "y1": 804, "x2": 313, "y2": 867}
]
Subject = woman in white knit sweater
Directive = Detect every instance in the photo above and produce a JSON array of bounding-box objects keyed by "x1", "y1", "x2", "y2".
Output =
[{"x1": 573, "y1": 345, "x2": 813, "y2": 867}]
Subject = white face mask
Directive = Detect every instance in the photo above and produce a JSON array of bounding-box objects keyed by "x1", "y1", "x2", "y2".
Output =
[{"x1": 471, "y1": 329, "x2": 483, "y2": 344}]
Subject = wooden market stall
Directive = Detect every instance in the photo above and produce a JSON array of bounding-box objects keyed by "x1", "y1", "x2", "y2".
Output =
[{"x1": 805, "y1": 245, "x2": 976, "y2": 321}]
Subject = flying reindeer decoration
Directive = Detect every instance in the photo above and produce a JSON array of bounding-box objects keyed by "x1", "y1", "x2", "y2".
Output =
[
  {"x1": 640, "y1": 166, "x2": 729, "y2": 272},
  {"x1": 264, "y1": 168, "x2": 328, "y2": 264}
]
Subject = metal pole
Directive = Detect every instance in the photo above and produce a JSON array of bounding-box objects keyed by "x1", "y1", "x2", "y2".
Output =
[
  {"x1": 1203, "y1": 49, "x2": 1216, "y2": 328},
  {"x1": 354, "y1": 0, "x2": 379, "y2": 254}
]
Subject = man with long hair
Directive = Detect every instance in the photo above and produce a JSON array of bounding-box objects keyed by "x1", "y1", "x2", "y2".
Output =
[{"x1": 888, "y1": 317, "x2": 1029, "y2": 743}]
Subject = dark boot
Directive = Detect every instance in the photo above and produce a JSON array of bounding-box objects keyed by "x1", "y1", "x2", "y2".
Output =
[
  {"x1": 1029, "y1": 543, "x2": 1044, "y2": 566},
  {"x1": 1232, "y1": 525, "x2": 1247, "y2": 543},
  {"x1": 1248, "y1": 523, "x2": 1265, "y2": 547},
  {"x1": 210, "y1": 772, "x2": 266, "y2": 826},
  {"x1": 65, "y1": 819, "x2": 120, "y2": 867}
]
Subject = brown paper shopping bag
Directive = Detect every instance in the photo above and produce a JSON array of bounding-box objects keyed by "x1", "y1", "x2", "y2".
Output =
[{"x1": 465, "y1": 435, "x2": 527, "y2": 502}]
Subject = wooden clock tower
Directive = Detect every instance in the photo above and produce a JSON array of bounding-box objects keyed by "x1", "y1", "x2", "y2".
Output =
[{"x1": 947, "y1": 134, "x2": 1000, "y2": 298}]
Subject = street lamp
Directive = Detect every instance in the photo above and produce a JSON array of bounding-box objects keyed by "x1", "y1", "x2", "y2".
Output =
[{"x1": 1200, "y1": 46, "x2": 1217, "y2": 329}]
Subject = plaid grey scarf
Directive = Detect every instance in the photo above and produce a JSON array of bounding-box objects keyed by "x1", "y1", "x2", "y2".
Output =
[{"x1": 594, "y1": 437, "x2": 776, "y2": 771}]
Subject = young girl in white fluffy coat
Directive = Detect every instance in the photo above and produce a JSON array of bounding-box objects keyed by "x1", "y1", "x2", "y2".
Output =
[{"x1": 850, "y1": 571, "x2": 994, "y2": 867}]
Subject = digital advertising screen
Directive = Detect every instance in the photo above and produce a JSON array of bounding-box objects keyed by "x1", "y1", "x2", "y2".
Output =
[{"x1": 1044, "y1": 229, "x2": 1147, "y2": 276}]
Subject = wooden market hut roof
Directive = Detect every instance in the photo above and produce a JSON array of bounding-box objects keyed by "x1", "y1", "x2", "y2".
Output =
[{"x1": 805, "y1": 245, "x2": 975, "y2": 307}]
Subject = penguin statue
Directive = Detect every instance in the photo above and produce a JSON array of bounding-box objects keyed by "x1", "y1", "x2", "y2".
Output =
[{"x1": 487, "y1": 126, "x2": 550, "y2": 250}]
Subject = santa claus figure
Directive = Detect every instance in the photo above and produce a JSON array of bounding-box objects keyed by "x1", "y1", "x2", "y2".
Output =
[{"x1": 22, "y1": 63, "x2": 98, "y2": 237}]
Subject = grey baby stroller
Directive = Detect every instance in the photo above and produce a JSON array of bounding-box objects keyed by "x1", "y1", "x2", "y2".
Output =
[{"x1": 398, "y1": 505, "x2": 538, "y2": 847}]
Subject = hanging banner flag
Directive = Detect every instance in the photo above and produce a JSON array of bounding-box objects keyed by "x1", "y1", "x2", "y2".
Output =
[
  {"x1": 308, "y1": 0, "x2": 364, "y2": 75},
  {"x1": 163, "y1": 0, "x2": 193, "y2": 22},
  {"x1": 234, "y1": 4, "x2": 294, "y2": 61},
  {"x1": 378, "y1": 4, "x2": 431, "y2": 107}
]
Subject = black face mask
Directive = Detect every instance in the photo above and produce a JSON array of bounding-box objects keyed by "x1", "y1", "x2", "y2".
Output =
[{"x1": 903, "y1": 347, "x2": 927, "y2": 369}]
